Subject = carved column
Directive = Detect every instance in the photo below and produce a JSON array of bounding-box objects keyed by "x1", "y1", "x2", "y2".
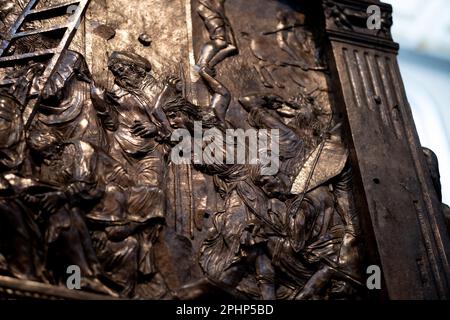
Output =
[{"x1": 322, "y1": 0, "x2": 450, "y2": 299}]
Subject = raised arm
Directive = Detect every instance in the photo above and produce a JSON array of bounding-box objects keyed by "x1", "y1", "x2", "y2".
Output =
[
  {"x1": 238, "y1": 94, "x2": 296, "y2": 135},
  {"x1": 90, "y1": 83, "x2": 119, "y2": 131}
]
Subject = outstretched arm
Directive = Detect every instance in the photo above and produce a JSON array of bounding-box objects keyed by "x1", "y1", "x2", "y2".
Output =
[
  {"x1": 152, "y1": 77, "x2": 179, "y2": 128},
  {"x1": 238, "y1": 94, "x2": 267, "y2": 113},
  {"x1": 150, "y1": 76, "x2": 183, "y2": 139},
  {"x1": 90, "y1": 83, "x2": 119, "y2": 131},
  {"x1": 238, "y1": 94, "x2": 295, "y2": 134},
  {"x1": 238, "y1": 93, "x2": 286, "y2": 112}
]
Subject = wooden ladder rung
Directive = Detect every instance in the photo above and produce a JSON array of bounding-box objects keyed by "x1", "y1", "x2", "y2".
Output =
[
  {"x1": 0, "y1": 49, "x2": 55, "y2": 65},
  {"x1": 12, "y1": 24, "x2": 68, "y2": 39},
  {"x1": 27, "y1": 1, "x2": 81, "y2": 20}
]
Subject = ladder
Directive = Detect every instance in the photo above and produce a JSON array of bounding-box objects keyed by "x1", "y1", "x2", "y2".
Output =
[{"x1": 0, "y1": 0, "x2": 91, "y2": 127}]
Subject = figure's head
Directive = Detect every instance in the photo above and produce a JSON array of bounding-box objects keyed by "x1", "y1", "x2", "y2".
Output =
[
  {"x1": 290, "y1": 93, "x2": 328, "y2": 149},
  {"x1": 42, "y1": 50, "x2": 91, "y2": 102},
  {"x1": 289, "y1": 92, "x2": 315, "y2": 109},
  {"x1": 108, "y1": 51, "x2": 152, "y2": 88},
  {"x1": 8, "y1": 62, "x2": 44, "y2": 107},
  {"x1": 163, "y1": 97, "x2": 221, "y2": 132},
  {"x1": 164, "y1": 101, "x2": 201, "y2": 130},
  {"x1": 166, "y1": 109, "x2": 191, "y2": 130},
  {"x1": 27, "y1": 127, "x2": 62, "y2": 160}
]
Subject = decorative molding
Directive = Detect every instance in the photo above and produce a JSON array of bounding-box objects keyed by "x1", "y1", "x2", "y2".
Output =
[
  {"x1": 323, "y1": 0, "x2": 450, "y2": 298},
  {"x1": 323, "y1": 0, "x2": 398, "y2": 52}
]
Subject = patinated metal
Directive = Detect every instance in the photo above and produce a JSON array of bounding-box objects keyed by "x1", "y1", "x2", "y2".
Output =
[{"x1": 0, "y1": 0, "x2": 448, "y2": 300}]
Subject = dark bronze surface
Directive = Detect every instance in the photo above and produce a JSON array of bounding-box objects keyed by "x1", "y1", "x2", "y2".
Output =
[{"x1": 0, "y1": 0, "x2": 448, "y2": 300}]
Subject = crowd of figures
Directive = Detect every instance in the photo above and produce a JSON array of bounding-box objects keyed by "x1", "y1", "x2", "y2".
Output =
[
  {"x1": 0, "y1": 49, "x2": 363, "y2": 299},
  {"x1": 0, "y1": 0, "x2": 366, "y2": 300}
]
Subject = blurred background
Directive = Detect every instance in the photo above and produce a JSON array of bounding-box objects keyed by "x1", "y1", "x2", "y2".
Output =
[{"x1": 384, "y1": 0, "x2": 450, "y2": 204}]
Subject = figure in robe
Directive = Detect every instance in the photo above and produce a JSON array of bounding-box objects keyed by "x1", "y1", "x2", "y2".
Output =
[
  {"x1": 90, "y1": 51, "x2": 170, "y2": 289},
  {"x1": 161, "y1": 70, "x2": 277, "y2": 299},
  {"x1": 35, "y1": 50, "x2": 106, "y2": 149},
  {"x1": 240, "y1": 94, "x2": 362, "y2": 299},
  {"x1": 26, "y1": 128, "x2": 122, "y2": 296},
  {"x1": 0, "y1": 86, "x2": 47, "y2": 282}
]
